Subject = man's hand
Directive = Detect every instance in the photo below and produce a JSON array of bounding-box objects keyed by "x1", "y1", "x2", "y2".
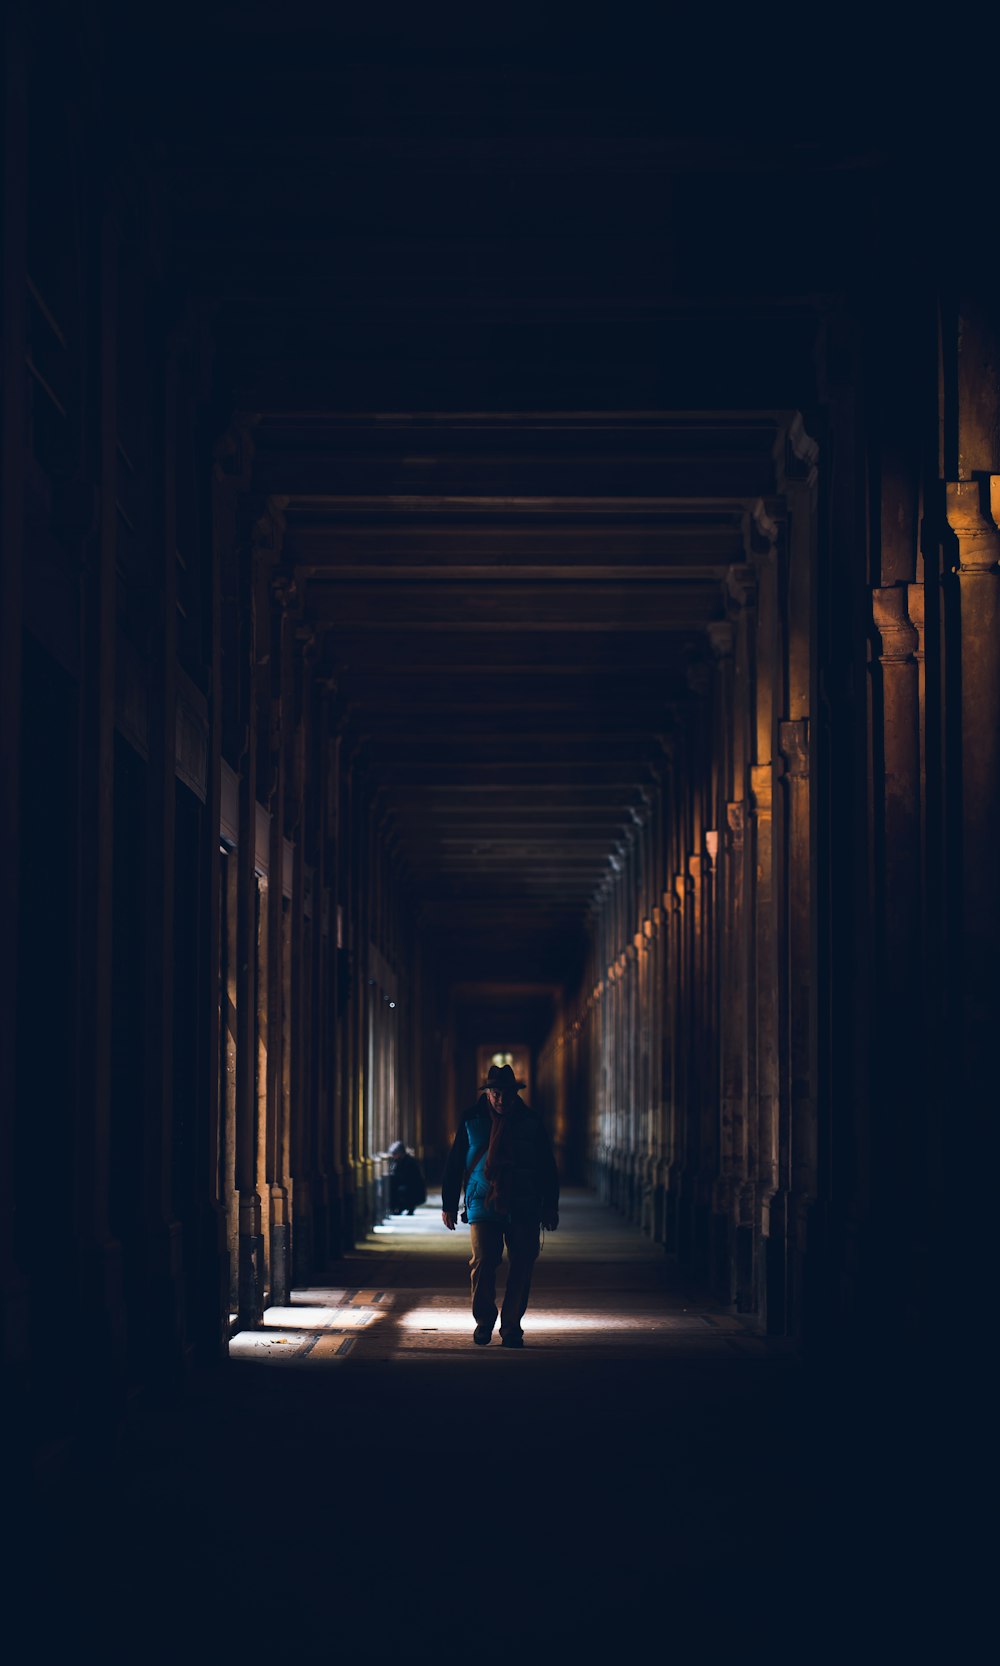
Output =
[
  {"x1": 542, "y1": 1216, "x2": 559, "y2": 1232},
  {"x1": 442, "y1": 1210, "x2": 457, "y2": 1231}
]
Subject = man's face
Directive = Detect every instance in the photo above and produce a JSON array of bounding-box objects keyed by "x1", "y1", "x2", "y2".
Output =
[{"x1": 486, "y1": 1087, "x2": 511, "y2": 1112}]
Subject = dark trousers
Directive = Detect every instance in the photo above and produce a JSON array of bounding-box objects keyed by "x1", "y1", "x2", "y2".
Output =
[{"x1": 468, "y1": 1219, "x2": 540, "y2": 1337}]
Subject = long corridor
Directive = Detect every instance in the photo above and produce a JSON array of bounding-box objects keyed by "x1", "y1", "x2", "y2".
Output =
[
  {"x1": 30, "y1": 1192, "x2": 948, "y2": 1662},
  {"x1": 6, "y1": 15, "x2": 993, "y2": 1657}
]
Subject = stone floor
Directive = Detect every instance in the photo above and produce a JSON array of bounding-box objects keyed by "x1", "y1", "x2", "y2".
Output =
[{"x1": 26, "y1": 1190, "x2": 961, "y2": 1661}]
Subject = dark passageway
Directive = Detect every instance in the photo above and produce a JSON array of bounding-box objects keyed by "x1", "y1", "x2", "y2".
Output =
[{"x1": 2, "y1": 5, "x2": 992, "y2": 1657}]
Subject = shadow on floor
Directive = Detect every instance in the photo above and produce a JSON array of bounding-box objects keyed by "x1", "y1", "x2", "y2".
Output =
[{"x1": 22, "y1": 1191, "x2": 963, "y2": 1660}]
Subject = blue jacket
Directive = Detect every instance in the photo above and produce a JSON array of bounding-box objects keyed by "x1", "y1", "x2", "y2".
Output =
[{"x1": 442, "y1": 1096, "x2": 560, "y2": 1226}]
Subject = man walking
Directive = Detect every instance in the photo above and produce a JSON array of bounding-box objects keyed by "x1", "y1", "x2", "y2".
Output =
[{"x1": 441, "y1": 1062, "x2": 559, "y2": 1347}]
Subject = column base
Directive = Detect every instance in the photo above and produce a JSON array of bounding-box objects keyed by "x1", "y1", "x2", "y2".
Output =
[
  {"x1": 710, "y1": 1209, "x2": 735, "y2": 1305},
  {"x1": 676, "y1": 1174, "x2": 696, "y2": 1270},
  {"x1": 652, "y1": 1162, "x2": 668, "y2": 1244},
  {"x1": 193, "y1": 1203, "x2": 230, "y2": 1363},
  {"x1": 292, "y1": 1181, "x2": 314, "y2": 1286},
  {"x1": 374, "y1": 1169, "x2": 391, "y2": 1224},
  {"x1": 692, "y1": 1194, "x2": 712, "y2": 1284},
  {"x1": 73, "y1": 1235, "x2": 129, "y2": 1462},
  {"x1": 313, "y1": 1172, "x2": 334, "y2": 1266},
  {"x1": 325, "y1": 1185, "x2": 343, "y2": 1261},
  {"x1": 761, "y1": 1228, "x2": 787, "y2": 1334},
  {"x1": 663, "y1": 1162, "x2": 683, "y2": 1255},
  {"x1": 238, "y1": 1230, "x2": 265, "y2": 1326},
  {"x1": 144, "y1": 1220, "x2": 189, "y2": 1380},
  {"x1": 735, "y1": 1222, "x2": 756, "y2": 1314},
  {"x1": 322, "y1": 1170, "x2": 346, "y2": 1260},
  {"x1": 639, "y1": 1156, "x2": 655, "y2": 1237},
  {"x1": 341, "y1": 1182, "x2": 355, "y2": 1252},
  {"x1": 270, "y1": 1222, "x2": 290, "y2": 1307}
]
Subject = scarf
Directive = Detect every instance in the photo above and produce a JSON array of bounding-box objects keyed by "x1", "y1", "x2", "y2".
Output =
[{"x1": 483, "y1": 1102, "x2": 516, "y2": 1216}]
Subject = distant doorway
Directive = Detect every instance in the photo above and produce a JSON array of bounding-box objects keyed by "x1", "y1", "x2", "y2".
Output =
[{"x1": 476, "y1": 1044, "x2": 532, "y2": 1104}]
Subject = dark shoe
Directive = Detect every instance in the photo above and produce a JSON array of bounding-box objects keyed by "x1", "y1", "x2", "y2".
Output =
[
  {"x1": 473, "y1": 1325, "x2": 493, "y2": 1345},
  {"x1": 500, "y1": 1331, "x2": 524, "y2": 1349}
]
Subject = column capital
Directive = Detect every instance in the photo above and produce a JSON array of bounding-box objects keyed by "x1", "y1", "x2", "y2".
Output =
[
  {"x1": 251, "y1": 498, "x2": 287, "y2": 563},
  {"x1": 726, "y1": 562, "x2": 758, "y2": 612},
  {"x1": 707, "y1": 620, "x2": 735, "y2": 660},
  {"x1": 743, "y1": 498, "x2": 780, "y2": 561},
  {"x1": 778, "y1": 718, "x2": 810, "y2": 778},
  {"x1": 213, "y1": 420, "x2": 256, "y2": 485},
  {"x1": 270, "y1": 569, "x2": 299, "y2": 613},
  {"x1": 294, "y1": 624, "x2": 317, "y2": 653},
  {"x1": 685, "y1": 659, "x2": 711, "y2": 696},
  {"x1": 872, "y1": 585, "x2": 919, "y2": 663},
  {"x1": 906, "y1": 583, "x2": 925, "y2": 661},
  {"x1": 945, "y1": 478, "x2": 1000, "y2": 572},
  {"x1": 627, "y1": 792, "x2": 651, "y2": 828},
  {"x1": 775, "y1": 411, "x2": 819, "y2": 491}
]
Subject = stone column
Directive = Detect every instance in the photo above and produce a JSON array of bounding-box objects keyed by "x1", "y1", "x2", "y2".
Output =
[
  {"x1": 673, "y1": 858, "x2": 695, "y2": 1265},
  {"x1": 724, "y1": 801, "x2": 752, "y2": 1308},
  {"x1": 864, "y1": 576, "x2": 924, "y2": 1335},
  {"x1": 650, "y1": 749, "x2": 669, "y2": 1244},
  {"x1": 945, "y1": 477, "x2": 1000, "y2": 1161},
  {"x1": 720, "y1": 566, "x2": 756, "y2": 1308},
  {"x1": 871, "y1": 587, "x2": 921, "y2": 983},
  {"x1": 266, "y1": 569, "x2": 295, "y2": 1305},
  {"x1": 746, "y1": 504, "x2": 782, "y2": 1329},
  {"x1": 75, "y1": 204, "x2": 126, "y2": 1401},
  {"x1": 683, "y1": 668, "x2": 712, "y2": 1277},
  {"x1": 0, "y1": 18, "x2": 28, "y2": 1389},
  {"x1": 200, "y1": 428, "x2": 252, "y2": 1359},
  {"x1": 337, "y1": 734, "x2": 356, "y2": 1248},
  {"x1": 235, "y1": 508, "x2": 278, "y2": 1325},
  {"x1": 775, "y1": 417, "x2": 820, "y2": 1338},
  {"x1": 778, "y1": 716, "x2": 815, "y2": 1334},
  {"x1": 660, "y1": 880, "x2": 674, "y2": 1234},
  {"x1": 687, "y1": 842, "x2": 709, "y2": 1277},
  {"x1": 707, "y1": 621, "x2": 735, "y2": 1296},
  {"x1": 322, "y1": 695, "x2": 344, "y2": 1259},
  {"x1": 141, "y1": 332, "x2": 184, "y2": 1373},
  {"x1": 907, "y1": 582, "x2": 927, "y2": 930},
  {"x1": 290, "y1": 629, "x2": 318, "y2": 1286},
  {"x1": 345, "y1": 742, "x2": 368, "y2": 1241}
]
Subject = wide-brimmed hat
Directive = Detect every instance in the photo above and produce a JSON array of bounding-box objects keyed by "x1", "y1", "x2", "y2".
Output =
[{"x1": 482, "y1": 1063, "x2": 523, "y2": 1094}]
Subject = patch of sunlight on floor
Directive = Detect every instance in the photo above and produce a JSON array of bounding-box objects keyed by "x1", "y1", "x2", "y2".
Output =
[
  {"x1": 288, "y1": 1288, "x2": 396, "y2": 1305},
  {"x1": 229, "y1": 1328, "x2": 317, "y2": 1359},
  {"x1": 398, "y1": 1308, "x2": 667, "y2": 1333},
  {"x1": 262, "y1": 1305, "x2": 383, "y2": 1330},
  {"x1": 371, "y1": 1216, "x2": 442, "y2": 1234}
]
